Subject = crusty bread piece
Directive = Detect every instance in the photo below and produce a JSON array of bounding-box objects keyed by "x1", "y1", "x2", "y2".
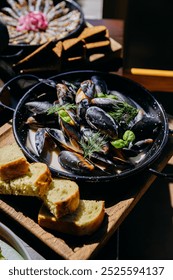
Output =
[
  {"x1": 38, "y1": 200, "x2": 105, "y2": 236},
  {"x1": 62, "y1": 37, "x2": 85, "y2": 57},
  {"x1": 0, "y1": 143, "x2": 30, "y2": 180},
  {"x1": 42, "y1": 179, "x2": 80, "y2": 219},
  {"x1": 85, "y1": 38, "x2": 111, "y2": 55},
  {"x1": 62, "y1": 38, "x2": 84, "y2": 51},
  {"x1": 52, "y1": 41, "x2": 63, "y2": 58},
  {"x1": 78, "y1": 26, "x2": 107, "y2": 42},
  {"x1": 0, "y1": 162, "x2": 52, "y2": 197}
]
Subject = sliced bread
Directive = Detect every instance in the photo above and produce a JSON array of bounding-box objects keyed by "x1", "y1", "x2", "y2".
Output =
[
  {"x1": 0, "y1": 162, "x2": 52, "y2": 197},
  {"x1": 78, "y1": 26, "x2": 107, "y2": 42},
  {"x1": 42, "y1": 179, "x2": 80, "y2": 219},
  {"x1": 38, "y1": 200, "x2": 105, "y2": 236},
  {"x1": 0, "y1": 142, "x2": 30, "y2": 180}
]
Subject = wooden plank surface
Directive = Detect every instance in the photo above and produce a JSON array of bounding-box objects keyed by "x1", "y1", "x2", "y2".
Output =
[{"x1": 1, "y1": 123, "x2": 173, "y2": 260}]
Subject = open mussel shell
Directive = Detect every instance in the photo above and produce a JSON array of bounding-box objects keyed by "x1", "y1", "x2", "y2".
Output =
[
  {"x1": 130, "y1": 115, "x2": 162, "y2": 141},
  {"x1": 12, "y1": 70, "x2": 168, "y2": 182},
  {"x1": 58, "y1": 150, "x2": 95, "y2": 174}
]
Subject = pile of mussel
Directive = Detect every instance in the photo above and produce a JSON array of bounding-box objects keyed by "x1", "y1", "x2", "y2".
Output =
[{"x1": 25, "y1": 75, "x2": 161, "y2": 176}]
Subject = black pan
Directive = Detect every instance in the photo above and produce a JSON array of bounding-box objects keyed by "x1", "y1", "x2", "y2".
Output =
[{"x1": 4, "y1": 70, "x2": 170, "y2": 183}]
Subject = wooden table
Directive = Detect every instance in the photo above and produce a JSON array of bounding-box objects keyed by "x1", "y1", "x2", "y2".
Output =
[
  {"x1": 1, "y1": 19, "x2": 173, "y2": 260},
  {"x1": 89, "y1": 19, "x2": 173, "y2": 93}
]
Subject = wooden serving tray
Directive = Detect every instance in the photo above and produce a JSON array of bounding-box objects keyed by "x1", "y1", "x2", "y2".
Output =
[{"x1": 1, "y1": 122, "x2": 173, "y2": 260}]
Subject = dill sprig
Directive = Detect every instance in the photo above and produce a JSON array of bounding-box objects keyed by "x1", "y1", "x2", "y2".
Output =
[
  {"x1": 109, "y1": 102, "x2": 138, "y2": 124},
  {"x1": 47, "y1": 103, "x2": 76, "y2": 115},
  {"x1": 80, "y1": 132, "x2": 108, "y2": 158}
]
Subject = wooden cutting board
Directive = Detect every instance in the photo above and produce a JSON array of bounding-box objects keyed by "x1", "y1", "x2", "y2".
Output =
[{"x1": 1, "y1": 122, "x2": 173, "y2": 260}]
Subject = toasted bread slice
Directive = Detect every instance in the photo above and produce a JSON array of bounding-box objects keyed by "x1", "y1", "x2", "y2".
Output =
[
  {"x1": 85, "y1": 38, "x2": 111, "y2": 55},
  {"x1": 38, "y1": 200, "x2": 105, "y2": 236},
  {"x1": 79, "y1": 26, "x2": 107, "y2": 42},
  {"x1": 62, "y1": 37, "x2": 85, "y2": 58},
  {"x1": 0, "y1": 143, "x2": 29, "y2": 180},
  {"x1": 42, "y1": 178, "x2": 80, "y2": 218},
  {"x1": 0, "y1": 162, "x2": 52, "y2": 197}
]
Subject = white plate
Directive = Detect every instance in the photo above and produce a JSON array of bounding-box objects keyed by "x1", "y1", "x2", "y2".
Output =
[{"x1": 0, "y1": 222, "x2": 31, "y2": 260}]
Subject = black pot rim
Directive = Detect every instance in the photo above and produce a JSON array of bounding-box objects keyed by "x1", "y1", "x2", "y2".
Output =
[{"x1": 12, "y1": 70, "x2": 169, "y2": 182}]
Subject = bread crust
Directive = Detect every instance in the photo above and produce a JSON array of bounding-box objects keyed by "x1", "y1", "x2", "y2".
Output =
[
  {"x1": 38, "y1": 200, "x2": 105, "y2": 236},
  {"x1": 54, "y1": 188, "x2": 80, "y2": 218},
  {"x1": 0, "y1": 143, "x2": 30, "y2": 180},
  {"x1": 0, "y1": 158, "x2": 30, "y2": 181},
  {"x1": 0, "y1": 162, "x2": 52, "y2": 197},
  {"x1": 30, "y1": 163, "x2": 52, "y2": 196},
  {"x1": 43, "y1": 179, "x2": 80, "y2": 218}
]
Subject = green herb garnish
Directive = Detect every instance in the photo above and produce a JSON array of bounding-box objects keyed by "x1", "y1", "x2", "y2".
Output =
[
  {"x1": 111, "y1": 130, "x2": 135, "y2": 149},
  {"x1": 80, "y1": 132, "x2": 107, "y2": 158},
  {"x1": 96, "y1": 92, "x2": 118, "y2": 99},
  {"x1": 47, "y1": 103, "x2": 76, "y2": 124},
  {"x1": 47, "y1": 103, "x2": 76, "y2": 115},
  {"x1": 109, "y1": 102, "x2": 138, "y2": 124}
]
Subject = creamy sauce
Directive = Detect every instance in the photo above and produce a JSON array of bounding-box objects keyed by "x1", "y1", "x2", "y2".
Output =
[
  {"x1": 26, "y1": 127, "x2": 147, "y2": 176},
  {"x1": 26, "y1": 129, "x2": 69, "y2": 174}
]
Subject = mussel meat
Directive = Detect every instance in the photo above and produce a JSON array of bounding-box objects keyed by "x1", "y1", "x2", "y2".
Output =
[
  {"x1": 75, "y1": 80, "x2": 96, "y2": 104},
  {"x1": 80, "y1": 80, "x2": 95, "y2": 99},
  {"x1": 46, "y1": 128, "x2": 82, "y2": 154},
  {"x1": 58, "y1": 150, "x2": 95, "y2": 174}
]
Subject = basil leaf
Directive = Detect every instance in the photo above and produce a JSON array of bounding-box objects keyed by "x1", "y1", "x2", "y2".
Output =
[
  {"x1": 123, "y1": 130, "x2": 135, "y2": 143},
  {"x1": 111, "y1": 139, "x2": 126, "y2": 149}
]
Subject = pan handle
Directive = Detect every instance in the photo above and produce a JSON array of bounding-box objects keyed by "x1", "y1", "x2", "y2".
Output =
[
  {"x1": 0, "y1": 101, "x2": 15, "y2": 112},
  {"x1": 149, "y1": 168, "x2": 173, "y2": 180},
  {"x1": 0, "y1": 73, "x2": 41, "y2": 111}
]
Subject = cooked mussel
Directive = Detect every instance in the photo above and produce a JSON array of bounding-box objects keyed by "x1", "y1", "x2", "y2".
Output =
[
  {"x1": 80, "y1": 80, "x2": 95, "y2": 99},
  {"x1": 90, "y1": 152, "x2": 133, "y2": 174},
  {"x1": 130, "y1": 114, "x2": 161, "y2": 141},
  {"x1": 76, "y1": 98, "x2": 90, "y2": 121},
  {"x1": 80, "y1": 126, "x2": 109, "y2": 155},
  {"x1": 58, "y1": 150, "x2": 95, "y2": 174},
  {"x1": 56, "y1": 83, "x2": 74, "y2": 105},
  {"x1": 25, "y1": 112, "x2": 60, "y2": 129},
  {"x1": 25, "y1": 101, "x2": 52, "y2": 114},
  {"x1": 122, "y1": 138, "x2": 154, "y2": 158},
  {"x1": 75, "y1": 80, "x2": 95, "y2": 104},
  {"x1": 34, "y1": 128, "x2": 56, "y2": 164},
  {"x1": 46, "y1": 128, "x2": 82, "y2": 154},
  {"x1": 91, "y1": 75, "x2": 108, "y2": 95},
  {"x1": 91, "y1": 97, "x2": 123, "y2": 110},
  {"x1": 85, "y1": 106, "x2": 118, "y2": 139},
  {"x1": 35, "y1": 128, "x2": 47, "y2": 155}
]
